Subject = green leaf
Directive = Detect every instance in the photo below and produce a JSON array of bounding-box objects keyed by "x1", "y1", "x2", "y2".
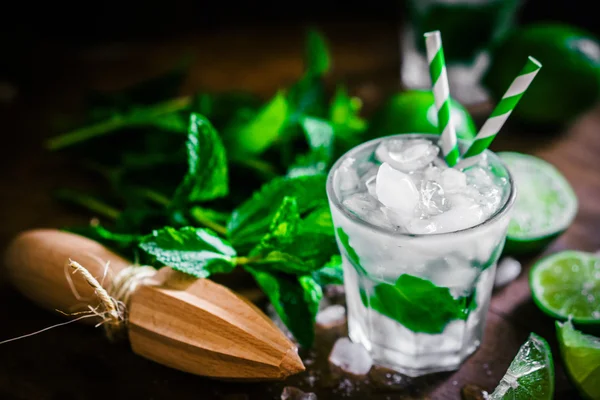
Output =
[
  {"x1": 301, "y1": 116, "x2": 334, "y2": 155},
  {"x1": 171, "y1": 113, "x2": 228, "y2": 207},
  {"x1": 190, "y1": 92, "x2": 261, "y2": 129},
  {"x1": 139, "y1": 226, "x2": 236, "y2": 278},
  {"x1": 227, "y1": 91, "x2": 289, "y2": 156},
  {"x1": 306, "y1": 29, "x2": 331, "y2": 77},
  {"x1": 299, "y1": 206, "x2": 334, "y2": 235},
  {"x1": 260, "y1": 196, "x2": 300, "y2": 247},
  {"x1": 288, "y1": 116, "x2": 335, "y2": 177},
  {"x1": 227, "y1": 175, "x2": 328, "y2": 249},
  {"x1": 287, "y1": 152, "x2": 328, "y2": 178},
  {"x1": 252, "y1": 251, "x2": 310, "y2": 275},
  {"x1": 66, "y1": 224, "x2": 141, "y2": 250},
  {"x1": 330, "y1": 85, "x2": 367, "y2": 141},
  {"x1": 189, "y1": 206, "x2": 230, "y2": 225},
  {"x1": 54, "y1": 188, "x2": 120, "y2": 220},
  {"x1": 249, "y1": 197, "x2": 337, "y2": 275},
  {"x1": 245, "y1": 267, "x2": 322, "y2": 348},
  {"x1": 335, "y1": 227, "x2": 368, "y2": 275},
  {"x1": 367, "y1": 274, "x2": 474, "y2": 334},
  {"x1": 46, "y1": 97, "x2": 192, "y2": 150},
  {"x1": 312, "y1": 255, "x2": 344, "y2": 286}
]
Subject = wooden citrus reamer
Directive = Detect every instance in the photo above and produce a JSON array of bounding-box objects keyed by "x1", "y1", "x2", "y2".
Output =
[{"x1": 3, "y1": 229, "x2": 304, "y2": 380}]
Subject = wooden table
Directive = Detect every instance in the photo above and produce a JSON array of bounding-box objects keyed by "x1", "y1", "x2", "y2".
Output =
[{"x1": 0, "y1": 22, "x2": 595, "y2": 399}]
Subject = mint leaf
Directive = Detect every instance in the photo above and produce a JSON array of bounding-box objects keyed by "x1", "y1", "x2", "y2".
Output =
[
  {"x1": 227, "y1": 91, "x2": 289, "y2": 156},
  {"x1": 139, "y1": 226, "x2": 236, "y2": 278},
  {"x1": 306, "y1": 29, "x2": 331, "y2": 77},
  {"x1": 367, "y1": 274, "x2": 473, "y2": 334},
  {"x1": 190, "y1": 92, "x2": 261, "y2": 128},
  {"x1": 287, "y1": 116, "x2": 335, "y2": 177},
  {"x1": 258, "y1": 196, "x2": 300, "y2": 248},
  {"x1": 335, "y1": 227, "x2": 368, "y2": 275},
  {"x1": 330, "y1": 85, "x2": 367, "y2": 145},
  {"x1": 250, "y1": 197, "x2": 337, "y2": 275},
  {"x1": 171, "y1": 113, "x2": 228, "y2": 206},
  {"x1": 245, "y1": 267, "x2": 322, "y2": 348},
  {"x1": 227, "y1": 175, "x2": 328, "y2": 250},
  {"x1": 66, "y1": 224, "x2": 141, "y2": 250},
  {"x1": 46, "y1": 97, "x2": 192, "y2": 150},
  {"x1": 312, "y1": 255, "x2": 343, "y2": 286},
  {"x1": 287, "y1": 152, "x2": 328, "y2": 178},
  {"x1": 300, "y1": 206, "x2": 334, "y2": 235}
]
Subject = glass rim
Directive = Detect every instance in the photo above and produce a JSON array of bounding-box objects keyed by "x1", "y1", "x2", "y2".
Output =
[{"x1": 326, "y1": 133, "x2": 517, "y2": 238}]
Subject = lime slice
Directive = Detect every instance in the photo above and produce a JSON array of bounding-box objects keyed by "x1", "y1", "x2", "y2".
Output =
[
  {"x1": 484, "y1": 23, "x2": 600, "y2": 125},
  {"x1": 368, "y1": 90, "x2": 476, "y2": 141},
  {"x1": 499, "y1": 152, "x2": 578, "y2": 255},
  {"x1": 557, "y1": 320, "x2": 600, "y2": 400},
  {"x1": 530, "y1": 250, "x2": 600, "y2": 325},
  {"x1": 490, "y1": 333, "x2": 554, "y2": 399}
]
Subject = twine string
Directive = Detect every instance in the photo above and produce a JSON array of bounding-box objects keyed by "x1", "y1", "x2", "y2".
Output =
[{"x1": 0, "y1": 258, "x2": 157, "y2": 345}]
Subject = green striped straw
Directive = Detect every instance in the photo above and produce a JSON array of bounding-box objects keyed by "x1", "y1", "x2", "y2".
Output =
[
  {"x1": 462, "y1": 56, "x2": 542, "y2": 159},
  {"x1": 424, "y1": 30, "x2": 460, "y2": 167}
]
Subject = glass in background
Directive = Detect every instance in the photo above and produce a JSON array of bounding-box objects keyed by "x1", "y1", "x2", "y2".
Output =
[{"x1": 400, "y1": 0, "x2": 522, "y2": 105}]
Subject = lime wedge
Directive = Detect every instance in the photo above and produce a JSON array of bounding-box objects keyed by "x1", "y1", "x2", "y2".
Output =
[
  {"x1": 498, "y1": 152, "x2": 578, "y2": 255},
  {"x1": 557, "y1": 320, "x2": 600, "y2": 400},
  {"x1": 490, "y1": 333, "x2": 554, "y2": 399},
  {"x1": 530, "y1": 250, "x2": 600, "y2": 325}
]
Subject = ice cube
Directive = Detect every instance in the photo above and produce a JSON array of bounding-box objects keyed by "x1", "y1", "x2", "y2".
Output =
[
  {"x1": 343, "y1": 193, "x2": 394, "y2": 229},
  {"x1": 423, "y1": 165, "x2": 442, "y2": 181},
  {"x1": 406, "y1": 217, "x2": 438, "y2": 234},
  {"x1": 418, "y1": 180, "x2": 448, "y2": 216},
  {"x1": 375, "y1": 139, "x2": 439, "y2": 172},
  {"x1": 328, "y1": 337, "x2": 373, "y2": 375},
  {"x1": 342, "y1": 193, "x2": 378, "y2": 216},
  {"x1": 337, "y1": 157, "x2": 360, "y2": 192},
  {"x1": 281, "y1": 386, "x2": 318, "y2": 400},
  {"x1": 365, "y1": 175, "x2": 377, "y2": 197},
  {"x1": 440, "y1": 168, "x2": 467, "y2": 193},
  {"x1": 465, "y1": 166, "x2": 493, "y2": 188},
  {"x1": 381, "y1": 207, "x2": 410, "y2": 230},
  {"x1": 376, "y1": 163, "x2": 420, "y2": 215},
  {"x1": 494, "y1": 257, "x2": 522, "y2": 288},
  {"x1": 316, "y1": 305, "x2": 346, "y2": 328},
  {"x1": 432, "y1": 195, "x2": 485, "y2": 233}
]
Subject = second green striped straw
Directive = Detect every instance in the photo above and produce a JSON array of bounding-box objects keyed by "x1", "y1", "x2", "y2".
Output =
[
  {"x1": 462, "y1": 56, "x2": 542, "y2": 160},
  {"x1": 424, "y1": 30, "x2": 460, "y2": 167}
]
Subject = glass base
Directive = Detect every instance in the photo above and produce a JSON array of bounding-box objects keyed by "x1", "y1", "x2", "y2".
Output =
[
  {"x1": 342, "y1": 257, "x2": 497, "y2": 378},
  {"x1": 399, "y1": 25, "x2": 491, "y2": 106},
  {"x1": 348, "y1": 321, "x2": 480, "y2": 377}
]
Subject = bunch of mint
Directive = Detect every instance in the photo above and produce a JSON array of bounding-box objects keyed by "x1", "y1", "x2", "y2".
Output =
[{"x1": 47, "y1": 30, "x2": 366, "y2": 348}]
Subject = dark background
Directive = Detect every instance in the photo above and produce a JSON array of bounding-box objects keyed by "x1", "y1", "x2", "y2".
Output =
[{"x1": 1, "y1": 0, "x2": 597, "y2": 77}]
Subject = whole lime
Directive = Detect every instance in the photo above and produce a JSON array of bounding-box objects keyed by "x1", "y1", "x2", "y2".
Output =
[
  {"x1": 368, "y1": 90, "x2": 477, "y2": 141},
  {"x1": 484, "y1": 23, "x2": 600, "y2": 125}
]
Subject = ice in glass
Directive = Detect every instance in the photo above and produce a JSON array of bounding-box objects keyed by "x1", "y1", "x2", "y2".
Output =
[{"x1": 326, "y1": 134, "x2": 516, "y2": 376}]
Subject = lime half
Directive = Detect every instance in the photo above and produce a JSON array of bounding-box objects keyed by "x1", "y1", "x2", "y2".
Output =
[
  {"x1": 499, "y1": 152, "x2": 578, "y2": 255},
  {"x1": 490, "y1": 333, "x2": 554, "y2": 399},
  {"x1": 530, "y1": 250, "x2": 600, "y2": 325},
  {"x1": 557, "y1": 320, "x2": 600, "y2": 400},
  {"x1": 368, "y1": 90, "x2": 477, "y2": 140},
  {"x1": 484, "y1": 23, "x2": 600, "y2": 125}
]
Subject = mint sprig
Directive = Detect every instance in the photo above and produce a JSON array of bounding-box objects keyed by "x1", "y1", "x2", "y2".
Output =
[{"x1": 49, "y1": 28, "x2": 363, "y2": 348}]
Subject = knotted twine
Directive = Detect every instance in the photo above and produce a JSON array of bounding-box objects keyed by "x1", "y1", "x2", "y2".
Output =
[{"x1": 67, "y1": 259, "x2": 156, "y2": 341}]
